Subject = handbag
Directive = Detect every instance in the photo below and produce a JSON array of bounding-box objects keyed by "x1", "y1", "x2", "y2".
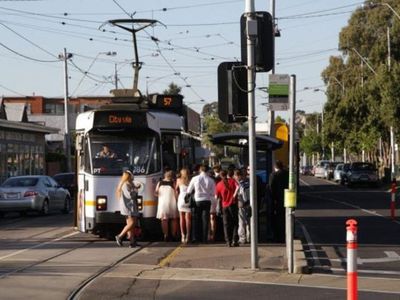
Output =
[{"x1": 184, "y1": 191, "x2": 196, "y2": 208}]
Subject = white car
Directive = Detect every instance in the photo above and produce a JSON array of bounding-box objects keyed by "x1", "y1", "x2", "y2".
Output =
[{"x1": 314, "y1": 160, "x2": 330, "y2": 178}]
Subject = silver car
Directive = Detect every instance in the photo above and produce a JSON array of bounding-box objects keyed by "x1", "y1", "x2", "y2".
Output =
[
  {"x1": 333, "y1": 163, "x2": 349, "y2": 184},
  {"x1": 0, "y1": 175, "x2": 71, "y2": 216}
]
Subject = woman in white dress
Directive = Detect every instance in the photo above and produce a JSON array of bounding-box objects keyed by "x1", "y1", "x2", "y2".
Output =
[
  {"x1": 155, "y1": 170, "x2": 178, "y2": 241},
  {"x1": 175, "y1": 168, "x2": 191, "y2": 243}
]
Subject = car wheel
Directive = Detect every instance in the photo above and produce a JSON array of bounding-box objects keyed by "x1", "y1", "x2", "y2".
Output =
[
  {"x1": 62, "y1": 197, "x2": 71, "y2": 214},
  {"x1": 40, "y1": 200, "x2": 49, "y2": 215}
]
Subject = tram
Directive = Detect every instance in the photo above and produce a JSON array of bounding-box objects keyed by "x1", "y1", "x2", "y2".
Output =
[{"x1": 74, "y1": 94, "x2": 202, "y2": 238}]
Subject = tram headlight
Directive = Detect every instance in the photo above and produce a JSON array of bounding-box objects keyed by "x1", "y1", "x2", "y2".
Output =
[
  {"x1": 137, "y1": 196, "x2": 143, "y2": 211},
  {"x1": 96, "y1": 196, "x2": 107, "y2": 211}
]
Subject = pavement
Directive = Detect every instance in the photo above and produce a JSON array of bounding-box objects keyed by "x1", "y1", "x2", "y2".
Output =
[{"x1": 77, "y1": 240, "x2": 400, "y2": 299}]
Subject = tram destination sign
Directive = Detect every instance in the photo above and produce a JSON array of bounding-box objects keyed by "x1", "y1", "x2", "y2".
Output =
[
  {"x1": 268, "y1": 74, "x2": 289, "y2": 111},
  {"x1": 93, "y1": 111, "x2": 148, "y2": 128}
]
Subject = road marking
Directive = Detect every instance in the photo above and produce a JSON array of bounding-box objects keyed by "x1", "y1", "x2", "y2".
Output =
[
  {"x1": 296, "y1": 219, "x2": 321, "y2": 268},
  {"x1": 331, "y1": 251, "x2": 400, "y2": 265},
  {"x1": 304, "y1": 194, "x2": 400, "y2": 225},
  {"x1": 330, "y1": 267, "x2": 400, "y2": 276},
  {"x1": 158, "y1": 245, "x2": 183, "y2": 267},
  {"x1": 0, "y1": 231, "x2": 79, "y2": 261},
  {"x1": 300, "y1": 178, "x2": 313, "y2": 189}
]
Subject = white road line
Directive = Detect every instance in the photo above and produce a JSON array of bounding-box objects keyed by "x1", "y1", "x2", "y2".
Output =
[
  {"x1": 296, "y1": 219, "x2": 322, "y2": 268},
  {"x1": 330, "y1": 268, "x2": 400, "y2": 276},
  {"x1": 300, "y1": 178, "x2": 313, "y2": 189},
  {"x1": 305, "y1": 194, "x2": 400, "y2": 225},
  {"x1": 0, "y1": 231, "x2": 79, "y2": 261}
]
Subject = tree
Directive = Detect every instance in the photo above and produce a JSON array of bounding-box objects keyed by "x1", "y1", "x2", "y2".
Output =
[
  {"x1": 201, "y1": 101, "x2": 246, "y2": 159},
  {"x1": 163, "y1": 82, "x2": 182, "y2": 95},
  {"x1": 321, "y1": 0, "x2": 400, "y2": 165}
]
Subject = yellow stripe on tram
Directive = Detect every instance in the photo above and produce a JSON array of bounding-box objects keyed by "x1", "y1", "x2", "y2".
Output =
[
  {"x1": 85, "y1": 200, "x2": 96, "y2": 206},
  {"x1": 143, "y1": 200, "x2": 157, "y2": 207}
]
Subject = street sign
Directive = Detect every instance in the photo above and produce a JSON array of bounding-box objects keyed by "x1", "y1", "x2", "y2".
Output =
[{"x1": 269, "y1": 74, "x2": 289, "y2": 111}]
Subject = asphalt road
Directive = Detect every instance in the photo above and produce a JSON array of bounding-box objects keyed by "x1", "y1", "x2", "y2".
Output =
[
  {"x1": 297, "y1": 175, "x2": 400, "y2": 278},
  {"x1": 0, "y1": 193, "x2": 399, "y2": 299}
]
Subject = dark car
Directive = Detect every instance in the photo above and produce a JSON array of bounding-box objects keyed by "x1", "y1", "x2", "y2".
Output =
[
  {"x1": 53, "y1": 172, "x2": 76, "y2": 199},
  {"x1": 346, "y1": 162, "x2": 379, "y2": 187}
]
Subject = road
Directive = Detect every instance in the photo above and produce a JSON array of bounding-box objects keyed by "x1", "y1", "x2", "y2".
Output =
[
  {"x1": 297, "y1": 175, "x2": 400, "y2": 278},
  {"x1": 0, "y1": 194, "x2": 399, "y2": 299}
]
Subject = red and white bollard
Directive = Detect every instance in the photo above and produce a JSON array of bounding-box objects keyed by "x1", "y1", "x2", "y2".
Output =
[
  {"x1": 346, "y1": 219, "x2": 358, "y2": 300},
  {"x1": 391, "y1": 180, "x2": 396, "y2": 220}
]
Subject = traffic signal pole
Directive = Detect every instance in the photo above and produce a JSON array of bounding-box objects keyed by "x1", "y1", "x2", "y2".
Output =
[{"x1": 245, "y1": 0, "x2": 259, "y2": 270}]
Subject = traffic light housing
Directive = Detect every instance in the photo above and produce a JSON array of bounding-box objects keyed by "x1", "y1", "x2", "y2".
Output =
[
  {"x1": 217, "y1": 61, "x2": 248, "y2": 123},
  {"x1": 241, "y1": 11, "x2": 274, "y2": 72}
]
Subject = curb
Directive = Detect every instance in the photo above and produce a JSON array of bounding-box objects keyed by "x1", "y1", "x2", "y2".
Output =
[{"x1": 293, "y1": 239, "x2": 310, "y2": 274}]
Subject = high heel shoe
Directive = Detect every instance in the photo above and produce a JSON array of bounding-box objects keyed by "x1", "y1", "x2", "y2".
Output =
[{"x1": 181, "y1": 234, "x2": 186, "y2": 243}]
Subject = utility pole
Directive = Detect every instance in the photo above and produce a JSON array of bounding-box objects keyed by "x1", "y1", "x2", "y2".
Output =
[
  {"x1": 245, "y1": 0, "x2": 258, "y2": 270},
  {"x1": 268, "y1": 0, "x2": 276, "y2": 138},
  {"x1": 59, "y1": 48, "x2": 73, "y2": 172},
  {"x1": 286, "y1": 75, "x2": 297, "y2": 274}
]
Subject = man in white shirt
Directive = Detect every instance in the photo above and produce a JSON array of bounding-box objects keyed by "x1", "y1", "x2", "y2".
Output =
[{"x1": 187, "y1": 164, "x2": 216, "y2": 243}]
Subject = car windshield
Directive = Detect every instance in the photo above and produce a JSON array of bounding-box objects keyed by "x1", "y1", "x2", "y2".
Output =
[
  {"x1": 352, "y1": 163, "x2": 375, "y2": 171},
  {"x1": 2, "y1": 177, "x2": 39, "y2": 187},
  {"x1": 89, "y1": 133, "x2": 161, "y2": 175}
]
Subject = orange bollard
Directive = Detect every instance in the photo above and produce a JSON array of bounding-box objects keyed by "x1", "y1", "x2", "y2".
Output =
[
  {"x1": 346, "y1": 219, "x2": 358, "y2": 300},
  {"x1": 391, "y1": 180, "x2": 396, "y2": 220}
]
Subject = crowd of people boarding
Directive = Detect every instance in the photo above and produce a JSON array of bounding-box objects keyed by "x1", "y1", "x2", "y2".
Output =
[{"x1": 114, "y1": 161, "x2": 288, "y2": 248}]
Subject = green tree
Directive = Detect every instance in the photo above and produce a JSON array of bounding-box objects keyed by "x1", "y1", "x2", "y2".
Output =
[
  {"x1": 163, "y1": 82, "x2": 182, "y2": 95},
  {"x1": 321, "y1": 0, "x2": 400, "y2": 165}
]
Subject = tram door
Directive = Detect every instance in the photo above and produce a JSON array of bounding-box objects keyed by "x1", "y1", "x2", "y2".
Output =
[{"x1": 75, "y1": 133, "x2": 86, "y2": 232}]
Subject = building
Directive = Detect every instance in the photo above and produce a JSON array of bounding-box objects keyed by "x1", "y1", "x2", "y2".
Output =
[
  {"x1": 0, "y1": 98, "x2": 58, "y2": 183},
  {"x1": 2, "y1": 96, "x2": 113, "y2": 151}
]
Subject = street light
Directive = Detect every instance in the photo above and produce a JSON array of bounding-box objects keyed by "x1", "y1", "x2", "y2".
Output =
[{"x1": 367, "y1": 1, "x2": 400, "y2": 179}]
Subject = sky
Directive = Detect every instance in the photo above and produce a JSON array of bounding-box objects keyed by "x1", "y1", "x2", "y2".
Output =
[{"x1": 0, "y1": 0, "x2": 365, "y2": 121}]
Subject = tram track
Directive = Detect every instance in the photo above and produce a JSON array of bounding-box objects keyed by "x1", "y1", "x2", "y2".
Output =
[{"x1": 67, "y1": 242, "x2": 153, "y2": 300}]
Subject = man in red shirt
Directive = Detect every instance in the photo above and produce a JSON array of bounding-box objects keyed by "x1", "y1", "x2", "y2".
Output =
[{"x1": 215, "y1": 170, "x2": 239, "y2": 247}]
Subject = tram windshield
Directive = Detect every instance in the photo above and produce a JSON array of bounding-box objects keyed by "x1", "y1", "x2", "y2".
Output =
[{"x1": 89, "y1": 133, "x2": 161, "y2": 175}]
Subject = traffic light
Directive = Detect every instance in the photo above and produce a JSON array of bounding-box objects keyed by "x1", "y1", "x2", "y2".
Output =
[
  {"x1": 217, "y1": 61, "x2": 248, "y2": 123},
  {"x1": 241, "y1": 11, "x2": 274, "y2": 72}
]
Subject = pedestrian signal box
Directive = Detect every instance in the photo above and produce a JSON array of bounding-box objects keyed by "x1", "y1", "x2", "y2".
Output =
[{"x1": 217, "y1": 61, "x2": 248, "y2": 123}]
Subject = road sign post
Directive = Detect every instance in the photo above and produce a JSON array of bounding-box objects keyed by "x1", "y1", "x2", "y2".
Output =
[
  {"x1": 284, "y1": 75, "x2": 296, "y2": 273},
  {"x1": 269, "y1": 74, "x2": 290, "y2": 112}
]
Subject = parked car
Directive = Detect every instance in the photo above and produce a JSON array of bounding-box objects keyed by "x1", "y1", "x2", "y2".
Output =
[
  {"x1": 333, "y1": 163, "x2": 350, "y2": 184},
  {"x1": 314, "y1": 160, "x2": 330, "y2": 178},
  {"x1": 346, "y1": 162, "x2": 379, "y2": 187},
  {"x1": 300, "y1": 165, "x2": 313, "y2": 176},
  {"x1": 324, "y1": 162, "x2": 342, "y2": 180},
  {"x1": 0, "y1": 175, "x2": 71, "y2": 215},
  {"x1": 53, "y1": 172, "x2": 76, "y2": 199}
]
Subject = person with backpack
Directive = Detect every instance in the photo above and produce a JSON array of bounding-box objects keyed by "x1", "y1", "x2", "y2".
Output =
[
  {"x1": 234, "y1": 169, "x2": 250, "y2": 244},
  {"x1": 215, "y1": 169, "x2": 239, "y2": 247}
]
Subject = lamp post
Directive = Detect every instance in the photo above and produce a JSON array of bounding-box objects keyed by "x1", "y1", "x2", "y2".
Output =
[
  {"x1": 367, "y1": 2, "x2": 400, "y2": 180},
  {"x1": 59, "y1": 48, "x2": 73, "y2": 172},
  {"x1": 313, "y1": 88, "x2": 326, "y2": 159}
]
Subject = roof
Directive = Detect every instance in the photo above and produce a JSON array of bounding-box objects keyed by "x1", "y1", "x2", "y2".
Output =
[
  {"x1": 0, "y1": 119, "x2": 59, "y2": 134},
  {"x1": 210, "y1": 131, "x2": 283, "y2": 151}
]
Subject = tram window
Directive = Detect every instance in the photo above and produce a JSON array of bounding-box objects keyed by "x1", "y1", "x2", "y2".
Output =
[{"x1": 89, "y1": 135, "x2": 160, "y2": 175}]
